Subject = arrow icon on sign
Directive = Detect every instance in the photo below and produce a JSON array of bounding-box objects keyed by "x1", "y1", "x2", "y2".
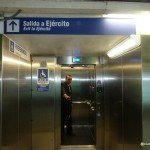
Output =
[{"x1": 9, "y1": 21, "x2": 17, "y2": 31}]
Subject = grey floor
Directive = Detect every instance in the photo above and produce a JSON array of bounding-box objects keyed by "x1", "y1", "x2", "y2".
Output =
[{"x1": 61, "y1": 126, "x2": 95, "y2": 145}]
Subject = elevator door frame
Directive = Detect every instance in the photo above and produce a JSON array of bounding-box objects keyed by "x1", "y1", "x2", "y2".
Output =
[{"x1": 59, "y1": 64, "x2": 96, "y2": 147}]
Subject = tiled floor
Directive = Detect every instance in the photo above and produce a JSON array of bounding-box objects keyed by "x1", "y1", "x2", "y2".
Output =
[{"x1": 60, "y1": 145, "x2": 96, "y2": 150}]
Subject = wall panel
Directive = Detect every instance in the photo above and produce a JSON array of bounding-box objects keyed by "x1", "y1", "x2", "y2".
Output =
[
  {"x1": 122, "y1": 48, "x2": 142, "y2": 150},
  {"x1": 103, "y1": 63, "x2": 110, "y2": 150},
  {"x1": 0, "y1": 35, "x2": 2, "y2": 150},
  {"x1": 1, "y1": 35, "x2": 32, "y2": 150},
  {"x1": 104, "y1": 57, "x2": 123, "y2": 150},
  {"x1": 109, "y1": 57, "x2": 123, "y2": 150},
  {"x1": 95, "y1": 64, "x2": 104, "y2": 150},
  {"x1": 2, "y1": 36, "x2": 19, "y2": 150},
  {"x1": 54, "y1": 64, "x2": 61, "y2": 150},
  {"x1": 141, "y1": 36, "x2": 150, "y2": 150},
  {"x1": 19, "y1": 58, "x2": 31, "y2": 150},
  {"x1": 32, "y1": 57, "x2": 56, "y2": 150},
  {"x1": 103, "y1": 45, "x2": 142, "y2": 150}
]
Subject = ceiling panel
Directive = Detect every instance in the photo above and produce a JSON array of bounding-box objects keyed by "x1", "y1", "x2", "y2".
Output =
[{"x1": 7, "y1": 34, "x2": 127, "y2": 56}]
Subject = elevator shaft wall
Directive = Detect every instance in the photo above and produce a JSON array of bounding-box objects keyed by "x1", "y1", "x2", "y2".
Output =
[
  {"x1": 95, "y1": 64, "x2": 104, "y2": 150},
  {"x1": 141, "y1": 35, "x2": 150, "y2": 150},
  {"x1": 100, "y1": 36, "x2": 150, "y2": 150},
  {"x1": 32, "y1": 57, "x2": 61, "y2": 150},
  {"x1": 0, "y1": 35, "x2": 2, "y2": 150},
  {"x1": 1, "y1": 35, "x2": 32, "y2": 150},
  {"x1": 104, "y1": 47, "x2": 142, "y2": 150}
]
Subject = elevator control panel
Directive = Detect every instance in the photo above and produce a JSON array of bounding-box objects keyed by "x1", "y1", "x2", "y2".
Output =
[{"x1": 97, "y1": 80, "x2": 103, "y2": 93}]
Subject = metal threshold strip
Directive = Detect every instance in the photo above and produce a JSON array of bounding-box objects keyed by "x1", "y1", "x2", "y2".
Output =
[{"x1": 60, "y1": 145, "x2": 96, "y2": 150}]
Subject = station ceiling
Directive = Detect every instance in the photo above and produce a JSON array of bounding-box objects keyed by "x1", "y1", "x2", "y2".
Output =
[
  {"x1": 7, "y1": 35, "x2": 127, "y2": 57},
  {"x1": 1, "y1": 1, "x2": 149, "y2": 57}
]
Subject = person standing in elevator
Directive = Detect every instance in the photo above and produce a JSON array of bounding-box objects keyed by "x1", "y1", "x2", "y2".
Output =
[{"x1": 61, "y1": 75, "x2": 75, "y2": 138}]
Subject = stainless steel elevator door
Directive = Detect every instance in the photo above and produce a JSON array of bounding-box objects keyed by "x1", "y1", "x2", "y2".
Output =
[{"x1": 61, "y1": 65, "x2": 96, "y2": 145}]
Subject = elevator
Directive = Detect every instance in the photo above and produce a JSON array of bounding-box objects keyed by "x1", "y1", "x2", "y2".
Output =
[
  {"x1": 61, "y1": 65, "x2": 96, "y2": 145},
  {"x1": 31, "y1": 56, "x2": 99, "y2": 150},
  {"x1": 1, "y1": 32, "x2": 150, "y2": 150},
  {"x1": 2, "y1": 0, "x2": 150, "y2": 149}
]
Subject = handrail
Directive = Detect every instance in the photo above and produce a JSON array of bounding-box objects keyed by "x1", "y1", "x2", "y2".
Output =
[{"x1": 72, "y1": 101, "x2": 87, "y2": 104}]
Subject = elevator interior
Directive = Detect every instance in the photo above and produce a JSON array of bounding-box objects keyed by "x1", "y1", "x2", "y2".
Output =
[{"x1": 61, "y1": 65, "x2": 96, "y2": 145}]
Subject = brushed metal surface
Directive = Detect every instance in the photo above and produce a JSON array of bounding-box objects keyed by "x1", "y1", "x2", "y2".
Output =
[
  {"x1": 2, "y1": 36, "x2": 19, "y2": 150},
  {"x1": 54, "y1": 64, "x2": 61, "y2": 150},
  {"x1": 57, "y1": 56, "x2": 99, "y2": 65},
  {"x1": 95, "y1": 64, "x2": 104, "y2": 150},
  {"x1": 61, "y1": 65, "x2": 96, "y2": 143},
  {"x1": 60, "y1": 145, "x2": 96, "y2": 150},
  {"x1": 103, "y1": 63, "x2": 110, "y2": 150},
  {"x1": 88, "y1": 68, "x2": 96, "y2": 143},
  {"x1": 2, "y1": 35, "x2": 32, "y2": 150},
  {"x1": 108, "y1": 57, "x2": 123, "y2": 150},
  {"x1": 19, "y1": 57, "x2": 31, "y2": 150},
  {"x1": 0, "y1": 35, "x2": 2, "y2": 150},
  {"x1": 1, "y1": 34, "x2": 148, "y2": 150},
  {"x1": 8, "y1": 35, "x2": 126, "y2": 57},
  {"x1": 61, "y1": 65, "x2": 95, "y2": 102},
  {"x1": 141, "y1": 35, "x2": 150, "y2": 150},
  {"x1": 122, "y1": 47, "x2": 142, "y2": 150},
  {"x1": 32, "y1": 57, "x2": 56, "y2": 150},
  {"x1": 103, "y1": 46, "x2": 142, "y2": 150},
  {"x1": 103, "y1": 58, "x2": 123, "y2": 150}
]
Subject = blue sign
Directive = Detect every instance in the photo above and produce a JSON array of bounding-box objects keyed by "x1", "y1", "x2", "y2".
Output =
[
  {"x1": 9, "y1": 39, "x2": 30, "y2": 61},
  {"x1": 37, "y1": 84, "x2": 49, "y2": 92},
  {"x1": 37, "y1": 68, "x2": 49, "y2": 92},
  {"x1": 4, "y1": 18, "x2": 136, "y2": 35}
]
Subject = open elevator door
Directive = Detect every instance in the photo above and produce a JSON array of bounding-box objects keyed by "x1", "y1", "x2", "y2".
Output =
[{"x1": 61, "y1": 64, "x2": 96, "y2": 145}]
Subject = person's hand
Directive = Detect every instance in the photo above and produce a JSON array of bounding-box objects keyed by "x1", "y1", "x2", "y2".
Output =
[
  {"x1": 64, "y1": 94, "x2": 71, "y2": 101},
  {"x1": 67, "y1": 96, "x2": 71, "y2": 101}
]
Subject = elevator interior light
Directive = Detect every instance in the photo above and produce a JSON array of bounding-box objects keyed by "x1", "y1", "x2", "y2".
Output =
[{"x1": 107, "y1": 35, "x2": 141, "y2": 58}]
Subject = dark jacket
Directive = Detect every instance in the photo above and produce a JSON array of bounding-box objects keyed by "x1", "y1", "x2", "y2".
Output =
[{"x1": 61, "y1": 82, "x2": 72, "y2": 104}]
